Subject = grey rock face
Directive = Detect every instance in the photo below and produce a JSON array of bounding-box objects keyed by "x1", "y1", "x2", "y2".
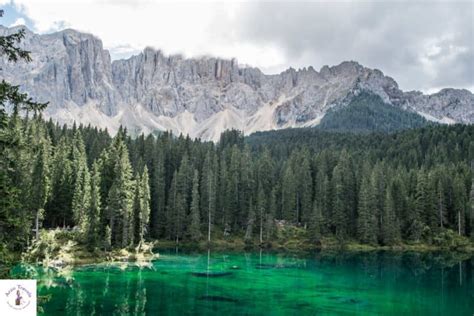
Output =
[
  {"x1": 1, "y1": 26, "x2": 472, "y2": 141},
  {"x1": 0, "y1": 26, "x2": 118, "y2": 115}
]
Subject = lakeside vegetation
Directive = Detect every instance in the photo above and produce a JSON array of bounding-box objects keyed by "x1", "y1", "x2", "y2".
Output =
[{"x1": 1, "y1": 18, "x2": 474, "y2": 272}]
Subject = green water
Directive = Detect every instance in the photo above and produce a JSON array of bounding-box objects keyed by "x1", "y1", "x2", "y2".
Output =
[{"x1": 18, "y1": 250, "x2": 474, "y2": 315}]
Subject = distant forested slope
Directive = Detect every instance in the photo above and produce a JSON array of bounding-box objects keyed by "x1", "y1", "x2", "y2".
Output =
[{"x1": 317, "y1": 92, "x2": 429, "y2": 133}]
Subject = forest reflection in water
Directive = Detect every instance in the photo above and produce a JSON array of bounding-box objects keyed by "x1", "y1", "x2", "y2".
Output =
[{"x1": 13, "y1": 249, "x2": 474, "y2": 315}]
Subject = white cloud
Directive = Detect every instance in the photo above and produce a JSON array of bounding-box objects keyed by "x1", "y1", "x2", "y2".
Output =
[
  {"x1": 10, "y1": 0, "x2": 239, "y2": 59},
  {"x1": 10, "y1": 17, "x2": 25, "y2": 26},
  {"x1": 5, "y1": 0, "x2": 474, "y2": 92}
]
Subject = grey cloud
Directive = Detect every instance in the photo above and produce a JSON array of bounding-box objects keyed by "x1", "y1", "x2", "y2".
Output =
[{"x1": 227, "y1": 1, "x2": 473, "y2": 92}]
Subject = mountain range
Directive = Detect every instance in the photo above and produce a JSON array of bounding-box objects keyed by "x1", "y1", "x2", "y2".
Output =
[{"x1": 1, "y1": 25, "x2": 473, "y2": 141}]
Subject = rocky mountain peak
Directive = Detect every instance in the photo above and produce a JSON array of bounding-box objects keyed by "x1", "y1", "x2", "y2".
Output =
[{"x1": 0, "y1": 26, "x2": 472, "y2": 141}]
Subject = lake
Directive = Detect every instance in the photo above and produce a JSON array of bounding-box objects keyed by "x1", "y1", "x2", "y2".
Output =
[{"x1": 16, "y1": 250, "x2": 474, "y2": 315}]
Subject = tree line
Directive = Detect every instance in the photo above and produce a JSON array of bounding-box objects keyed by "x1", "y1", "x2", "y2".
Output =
[{"x1": 1, "y1": 114, "x2": 473, "y2": 254}]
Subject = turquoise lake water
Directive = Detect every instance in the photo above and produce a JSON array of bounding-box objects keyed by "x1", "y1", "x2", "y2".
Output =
[{"x1": 13, "y1": 250, "x2": 474, "y2": 315}]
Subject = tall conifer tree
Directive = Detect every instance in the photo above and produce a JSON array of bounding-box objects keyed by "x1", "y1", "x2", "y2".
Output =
[{"x1": 189, "y1": 170, "x2": 201, "y2": 242}]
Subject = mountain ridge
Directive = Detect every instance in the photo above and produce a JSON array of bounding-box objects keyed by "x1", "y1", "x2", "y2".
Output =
[{"x1": 1, "y1": 25, "x2": 472, "y2": 141}]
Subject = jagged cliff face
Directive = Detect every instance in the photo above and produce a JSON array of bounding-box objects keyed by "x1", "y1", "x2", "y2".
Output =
[
  {"x1": 1, "y1": 26, "x2": 472, "y2": 141},
  {"x1": 0, "y1": 27, "x2": 118, "y2": 115}
]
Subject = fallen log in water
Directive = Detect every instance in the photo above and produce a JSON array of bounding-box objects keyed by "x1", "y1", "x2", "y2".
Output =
[
  {"x1": 198, "y1": 295, "x2": 239, "y2": 303},
  {"x1": 255, "y1": 263, "x2": 299, "y2": 269},
  {"x1": 191, "y1": 271, "x2": 233, "y2": 277}
]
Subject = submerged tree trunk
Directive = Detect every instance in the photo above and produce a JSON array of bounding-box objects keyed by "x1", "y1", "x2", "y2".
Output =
[{"x1": 459, "y1": 261, "x2": 462, "y2": 286}]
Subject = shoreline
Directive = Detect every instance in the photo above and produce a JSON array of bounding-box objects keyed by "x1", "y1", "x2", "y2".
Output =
[
  {"x1": 153, "y1": 238, "x2": 474, "y2": 253},
  {"x1": 2, "y1": 234, "x2": 472, "y2": 272},
  {"x1": 2, "y1": 241, "x2": 472, "y2": 276}
]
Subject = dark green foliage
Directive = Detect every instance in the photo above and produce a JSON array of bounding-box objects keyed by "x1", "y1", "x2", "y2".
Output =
[
  {"x1": 150, "y1": 149, "x2": 165, "y2": 238},
  {"x1": 318, "y1": 92, "x2": 429, "y2": 133},
  {"x1": 244, "y1": 199, "x2": 256, "y2": 242},
  {"x1": 453, "y1": 175, "x2": 467, "y2": 236},
  {"x1": 0, "y1": 16, "x2": 48, "y2": 254},
  {"x1": 2, "y1": 115, "x2": 473, "y2": 252},
  {"x1": 107, "y1": 137, "x2": 133, "y2": 248},
  {"x1": 470, "y1": 176, "x2": 474, "y2": 239},
  {"x1": 256, "y1": 185, "x2": 266, "y2": 243},
  {"x1": 381, "y1": 185, "x2": 401, "y2": 245},
  {"x1": 308, "y1": 202, "x2": 323, "y2": 242},
  {"x1": 0, "y1": 27, "x2": 473, "y2": 253},
  {"x1": 132, "y1": 166, "x2": 151, "y2": 245},
  {"x1": 189, "y1": 170, "x2": 201, "y2": 242},
  {"x1": 87, "y1": 162, "x2": 102, "y2": 248},
  {"x1": 357, "y1": 174, "x2": 378, "y2": 244},
  {"x1": 71, "y1": 131, "x2": 91, "y2": 232}
]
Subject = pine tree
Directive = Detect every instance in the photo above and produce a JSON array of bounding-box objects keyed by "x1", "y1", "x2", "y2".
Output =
[
  {"x1": 0, "y1": 113, "x2": 29, "y2": 250},
  {"x1": 469, "y1": 174, "x2": 474, "y2": 239},
  {"x1": 132, "y1": 179, "x2": 142, "y2": 246},
  {"x1": 281, "y1": 162, "x2": 296, "y2": 222},
  {"x1": 150, "y1": 152, "x2": 165, "y2": 238},
  {"x1": 332, "y1": 164, "x2": 347, "y2": 238},
  {"x1": 256, "y1": 184, "x2": 266, "y2": 244},
  {"x1": 71, "y1": 132, "x2": 91, "y2": 233},
  {"x1": 218, "y1": 157, "x2": 231, "y2": 235},
  {"x1": 201, "y1": 151, "x2": 217, "y2": 243},
  {"x1": 139, "y1": 166, "x2": 151, "y2": 242},
  {"x1": 296, "y1": 151, "x2": 312, "y2": 226},
  {"x1": 453, "y1": 174, "x2": 467, "y2": 236},
  {"x1": 87, "y1": 161, "x2": 102, "y2": 248},
  {"x1": 174, "y1": 192, "x2": 186, "y2": 244},
  {"x1": 330, "y1": 152, "x2": 357, "y2": 238},
  {"x1": 469, "y1": 165, "x2": 474, "y2": 240},
  {"x1": 381, "y1": 184, "x2": 401, "y2": 245},
  {"x1": 357, "y1": 174, "x2": 377, "y2": 244},
  {"x1": 314, "y1": 166, "x2": 331, "y2": 235},
  {"x1": 371, "y1": 163, "x2": 386, "y2": 242},
  {"x1": 424, "y1": 172, "x2": 438, "y2": 233},
  {"x1": 104, "y1": 225, "x2": 111, "y2": 251},
  {"x1": 436, "y1": 178, "x2": 446, "y2": 230},
  {"x1": 239, "y1": 146, "x2": 254, "y2": 230},
  {"x1": 174, "y1": 154, "x2": 192, "y2": 243},
  {"x1": 410, "y1": 170, "x2": 428, "y2": 241},
  {"x1": 46, "y1": 138, "x2": 73, "y2": 227},
  {"x1": 132, "y1": 166, "x2": 151, "y2": 246},
  {"x1": 265, "y1": 186, "x2": 277, "y2": 241},
  {"x1": 228, "y1": 146, "x2": 241, "y2": 230},
  {"x1": 107, "y1": 137, "x2": 133, "y2": 248},
  {"x1": 166, "y1": 171, "x2": 178, "y2": 240},
  {"x1": 30, "y1": 139, "x2": 51, "y2": 240},
  {"x1": 244, "y1": 199, "x2": 256, "y2": 242},
  {"x1": 308, "y1": 201, "x2": 323, "y2": 242},
  {"x1": 189, "y1": 170, "x2": 201, "y2": 242}
]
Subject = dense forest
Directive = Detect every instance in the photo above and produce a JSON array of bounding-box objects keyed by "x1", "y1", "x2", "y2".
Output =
[
  {"x1": 1, "y1": 113, "x2": 473, "y2": 255},
  {"x1": 317, "y1": 92, "x2": 429, "y2": 133},
  {"x1": 1, "y1": 20, "x2": 474, "y2": 258}
]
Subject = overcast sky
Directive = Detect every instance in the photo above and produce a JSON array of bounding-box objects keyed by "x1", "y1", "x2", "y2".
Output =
[{"x1": 1, "y1": 0, "x2": 473, "y2": 93}]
